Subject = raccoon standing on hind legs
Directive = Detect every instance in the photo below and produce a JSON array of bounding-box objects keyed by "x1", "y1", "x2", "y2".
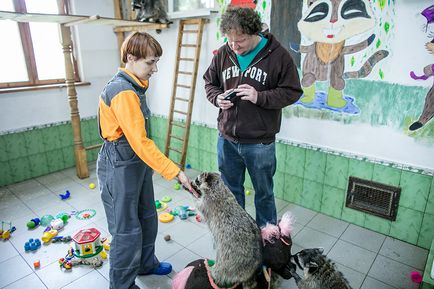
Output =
[
  {"x1": 132, "y1": 0, "x2": 170, "y2": 23},
  {"x1": 289, "y1": 248, "x2": 353, "y2": 289}
]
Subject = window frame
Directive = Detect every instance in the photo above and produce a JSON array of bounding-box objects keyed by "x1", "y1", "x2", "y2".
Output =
[{"x1": 0, "y1": 0, "x2": 80, "y2": 89}]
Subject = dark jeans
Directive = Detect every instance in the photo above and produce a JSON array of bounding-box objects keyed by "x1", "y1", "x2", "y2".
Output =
[{"x1": 217, "y1": 135, "x2": 277, "y2": 227}]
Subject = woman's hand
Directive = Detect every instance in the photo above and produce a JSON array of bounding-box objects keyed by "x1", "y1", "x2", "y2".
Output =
[{"x1": 177, "y1": 171, "x2": 193, "y2": 192}]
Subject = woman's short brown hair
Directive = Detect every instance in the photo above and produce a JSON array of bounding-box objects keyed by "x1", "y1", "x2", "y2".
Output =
[{"x1": 120, "y1": 31, "x2": 162, "y2": 63}]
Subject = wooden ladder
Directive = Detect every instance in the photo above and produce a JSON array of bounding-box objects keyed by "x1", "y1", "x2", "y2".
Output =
[{"x1": 164, "y1": 18, "x2": 206, "y2": 170}]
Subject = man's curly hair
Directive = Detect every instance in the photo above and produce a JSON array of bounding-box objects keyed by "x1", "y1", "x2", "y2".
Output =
[{"x1": 220, "y1": 6, "x2": 262, "y2": 36}]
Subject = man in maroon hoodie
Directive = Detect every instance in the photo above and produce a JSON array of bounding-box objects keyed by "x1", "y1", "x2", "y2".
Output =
[{"x1": 203, "y1": 6, "x2": 303, "y2": 227}]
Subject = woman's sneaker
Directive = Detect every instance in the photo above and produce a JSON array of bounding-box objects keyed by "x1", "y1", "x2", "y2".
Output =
[{"x1": 140, "y1": 262, "x2": 172, "y2": 275}]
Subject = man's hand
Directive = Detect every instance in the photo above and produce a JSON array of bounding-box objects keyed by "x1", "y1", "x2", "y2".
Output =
[
  {"x1": 237, "y1": 84, "x2": 258, "y2": 104},
  {"x1": 216, "y1": 91, "x2": 235, "y2": 110}
]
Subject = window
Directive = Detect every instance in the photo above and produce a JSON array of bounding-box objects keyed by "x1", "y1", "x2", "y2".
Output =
[
  {"x1": 172, "y1": 0, "x2": 216, "y2": 12},
  {"x1": 0, "y1": 0, "x2": 80, "y2": 89}
]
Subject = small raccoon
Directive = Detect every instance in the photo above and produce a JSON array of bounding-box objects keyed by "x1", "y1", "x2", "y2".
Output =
[
  {"x1": 189, "y1": 172, "x2": 263, "y2": 289},
  {"x1": 132, "y1": 0, "x2": 169, "y2": 23},
  {"x1": 289, "y1": 248, "x2": 352, "y2": 289}
]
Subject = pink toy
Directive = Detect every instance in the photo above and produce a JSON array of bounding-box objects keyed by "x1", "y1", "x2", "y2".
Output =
[{"x1": 410, "y1": 271, "x2": 422, "y2": 283}]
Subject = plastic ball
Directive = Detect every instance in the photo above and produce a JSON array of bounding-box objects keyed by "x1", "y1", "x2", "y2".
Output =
[
  {"x1": 245, "y1": 190, "x2": 251, "y2": 196},
  {"x1": 164, "y1": 234, "x2": 171, "y2": 241},
  {"x1": 40, "y1": 215, "x2": 54, "y2": 227},
  {"x1": 173, "y1": 183, "x2": 181, "y2": 190},
  {"x1": 89, "y1": 183, "x2": 96, "y2": 189},
  {"x1": 161, "y1": 196, "x2": 172, "y2": 202}
]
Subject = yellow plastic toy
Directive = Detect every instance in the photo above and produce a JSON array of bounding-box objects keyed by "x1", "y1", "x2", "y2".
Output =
[{"x1": 158, "y1": 212, "x2": 174, "y2": 223}]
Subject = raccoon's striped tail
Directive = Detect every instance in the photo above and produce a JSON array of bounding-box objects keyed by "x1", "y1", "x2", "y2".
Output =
[{"x1": 344, "y1": 50, "x2": 389, "y2": 79}]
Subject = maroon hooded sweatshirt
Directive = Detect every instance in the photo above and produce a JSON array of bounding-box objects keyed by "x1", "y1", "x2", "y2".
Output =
[{"x1": 203, "y1": 33, "x2": 303, "y2": 144}]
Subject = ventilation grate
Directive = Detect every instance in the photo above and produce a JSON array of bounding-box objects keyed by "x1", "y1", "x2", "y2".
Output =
[{"x1": 346, "y1": 176, "x2": 401, "y2": 221}]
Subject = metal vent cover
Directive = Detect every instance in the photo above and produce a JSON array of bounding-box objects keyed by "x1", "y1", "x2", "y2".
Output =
[{"x1": 346, "y1": 176, "x2": 401, "y2": 221}]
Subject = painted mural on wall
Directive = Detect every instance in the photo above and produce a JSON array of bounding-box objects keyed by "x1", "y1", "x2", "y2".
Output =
[
  {"x1": 290, "y1": 0, "x2": 391, "y2": 114},
  {"x1": 215, "y1": 0, "x2": 271, "y2": 41},
  {"x1": 408, "y1": 4, "x2": 434, "y2": 132}
]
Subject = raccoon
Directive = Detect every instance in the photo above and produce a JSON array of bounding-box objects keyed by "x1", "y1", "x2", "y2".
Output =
[
  {"x1": 132, "y1": 0, "x2": 169, "y2": 23},
  {"x1": 189, "y1": 172, "x2": 263, "y2": 289},
  {"x1": 289, "y1": 248, "x2": 352, "y2": 289}
]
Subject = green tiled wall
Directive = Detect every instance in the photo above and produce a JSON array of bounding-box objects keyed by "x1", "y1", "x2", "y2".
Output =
[
  {"x1": 150, "y1": 116, "x2": 434, "y2": 250},
  {"x1": 0, "y1": 117, "x2": 101, "y2": 186},
  {"x1": 1, "y1": 115, "x2": 433, "y2": 250}
]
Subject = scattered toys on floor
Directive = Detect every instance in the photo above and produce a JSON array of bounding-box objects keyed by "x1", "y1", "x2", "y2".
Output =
[
  {"x1": 0, "y1": 221, "x2": 16, "y2": 240},
  {"x1": 75, "y1": 209, "x2": 96, "y2": 220},
  {"x1": 158, "y1": 212, "x2": 174, "y2": 223},
  {"x1": 59, "y1": 190, "x2": 71, "y2": 200},
  {"x1": 26, "y1": 218, "x2": 40, "y2": 229},
  {"x1": 33, "y1": 259, "x2": 40, "y2": 269},
  {"x1": 59, "y1": 228, "x2": 105, "y2": 270},
  {"x1": 172, "y1": 206, "x2": 196, "y2": 220},
  {"x1": 40, "y1": 215, "x2": 55, "y2": 227},
  {"x1": 24, "y1": 238, "x2": 41, "y2": 251}
]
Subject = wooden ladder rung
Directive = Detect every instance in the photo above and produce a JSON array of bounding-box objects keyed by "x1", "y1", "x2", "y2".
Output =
[
  {"x1": 171, "y1": 122, "x2": 186, "y2": 128},
  {"x1": 181, "y1": 44, "x2": 196, "y2": 47},
  {"x1": 174, "y1": 109, "x2": 188, "y2": 115},
  {"x1": 169, "y1": 135, "x2": 184, "y2": 142},
  {"x1": 181, "y1": 30, "x2": 199, "y2": 33},
  {"x1": 178, "y1": 70, "x2": 192, "y2": 75},
  {"x1": 177, "y1": 84, "x2": 191, "y2": 88},
  {"x1": 179, "y1": 57, "x2": 195, "y2": 62},
  {"x1": 168, "y1": 147, "x2": 182, "y2": 154},
  {"x1": 175, "y1": 97, "x2": 189, "y2": 102}
]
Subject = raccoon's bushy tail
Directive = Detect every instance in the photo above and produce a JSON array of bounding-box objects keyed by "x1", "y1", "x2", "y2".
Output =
[{"x1": 344, "y1": 50, "x2": 389, "y2": 79}]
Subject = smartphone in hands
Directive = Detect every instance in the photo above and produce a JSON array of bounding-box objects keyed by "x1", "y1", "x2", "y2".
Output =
[{"x1": 223, "y1": 90, "x2": 240, "y2": 102}]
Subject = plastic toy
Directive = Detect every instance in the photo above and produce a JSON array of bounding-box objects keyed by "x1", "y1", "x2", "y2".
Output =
[
  {"x1": 158, "y1": 212, "x2": 174, "y2": 223},
  {"x1": 161, "y1": 196, "x2": 172, "y2": 202},
  {"x1": 164, "y1": 234, "x2": 171, "y2": 241},
  {"x1": 0, "y1": 221, "x2": 16, "y2": 240},
  {"x1": 26, "y1": 218, "x2": 40, "y2": 229},
  {"x1": 245, "y1": 190, "x2": 251, "y2": 196},
  {"x1": 89, "y1": 183, "x2": 96, "y2": 189},
  {"x1": 173, "y1": 183, "x2": 181, "y2": 190},
  {"x1": 50, "y1": 218, "x2": 65, "y2": 231},
  {"x1": 42, "y1": 229, "x2": 58, "y2": 243},
  {"x1": 172, "y1": 206, "x2": 196, "y2": 220},
  {"x1": 59, "y1": 247, "x2": 103, "y2": 270},
  {"x1": 40, "y1": 215, "x2": 54, "y2": 226},
  {"x1": 102, "y1": 240, "x2": 110, "y2": 251},
  {"x1": 72, "y1": 228, "x2": 103, "y2": 258},
  {"x1": 410, "y1": 271, "x2": 423, "y2": 283},
  {"x1": 59, "y1": 190, "x2": 70, "y2": 200},
  {"x1": 186, "y1": 164, "x2": 192, "y2": 169},
  {"x1": 24, "y1": 238, "x2": 41, "y2": 251},
  {"x1": 75, "y1": 209, "x2": 96, "y2": 220},
  {"x1": 33, "y1": 260, "x2": 40, "y2": 269},
  {"x1": 155, "y1": 200, "x2": 168, "y2": 212},
  {"x1": 55, "y1": 212, "x2": 70, "y2": 223},
  {"x1": 195, "y1": 214, "x2": 202, "y2": 222},
  {"x1": 52, "y1": 236, "x2": 72, "y2": 243}
]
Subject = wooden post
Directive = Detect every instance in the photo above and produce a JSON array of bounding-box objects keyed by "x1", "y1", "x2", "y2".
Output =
[
  {"x1": 57, "y1": 0, "x2": 89, "y2": 179},
  {"x1": 113, "y1": 0, "x2": 125, "y2": 66}
]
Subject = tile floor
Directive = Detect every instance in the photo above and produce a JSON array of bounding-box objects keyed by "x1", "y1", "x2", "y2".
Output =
[{"x1": 0, "y1": 163, "x2": 429, "y2": 289}]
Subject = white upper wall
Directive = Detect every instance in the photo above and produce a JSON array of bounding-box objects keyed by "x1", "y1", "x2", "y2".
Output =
[{"x1": 0, "y1": 0, "x2": 433, "y2": 171}]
